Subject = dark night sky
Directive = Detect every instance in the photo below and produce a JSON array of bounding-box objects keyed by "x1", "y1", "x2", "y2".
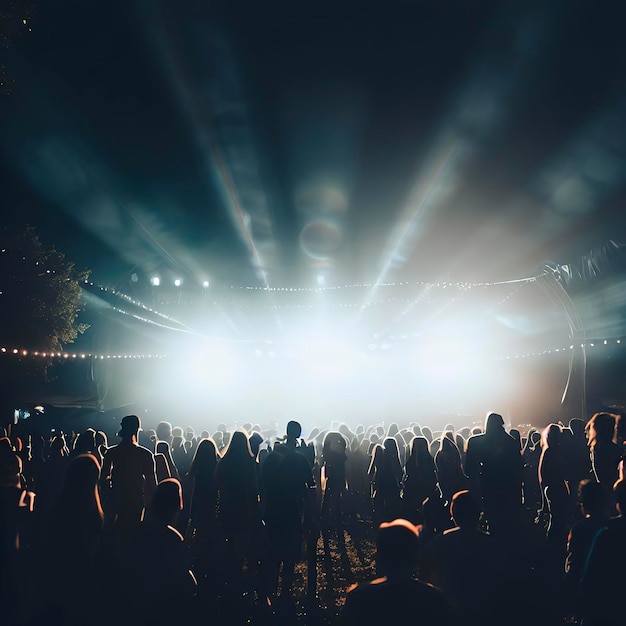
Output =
[
  {"x1": 2, "y1": 0, "x2": 626, "y2": 291},
  {"x1": 2, "y1": 0, "x2": 626, "y2": 418}
]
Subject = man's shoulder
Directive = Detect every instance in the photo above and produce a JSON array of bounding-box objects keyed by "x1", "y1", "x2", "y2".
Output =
[
  {"x1": 347, "y1": 577, "x2": 445, "y2": 605},
  {"x1": 104, "y1": 444, "x2": 120, "y2": 457},
  {"x1": 136, "y1": 443, "x2": 154, "y2": 455}
]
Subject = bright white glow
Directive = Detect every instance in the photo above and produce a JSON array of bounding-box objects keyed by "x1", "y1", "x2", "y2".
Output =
[
  {"x1": 317, "y1": 274, "x2": 325, "y2": 286},
  {"x1": 292, "y1": 333, "x2": 360, "y2": 381},
  {"x1": 151, "y1": 277, "x2": 160, "y2": 286},
  {"x1": 203, "y1": 280, "x2": 210, "y2": 288},
  {"x1": 168, "y1": 344, "x2": 237, "y2": 394},
  {"x1": 174, "y1": 279, "x2": 182, "y2": 287}
]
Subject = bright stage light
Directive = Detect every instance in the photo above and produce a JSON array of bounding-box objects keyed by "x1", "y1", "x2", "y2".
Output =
[
  {"x1": 202, "y1": 280, "x2": 210, "y2": 288},
  {"x1": 174, "y1": 279, "x2": 182, "y2": 287},
  {"x1": 150, "y1": 277, "x2": 160, "y2": 286}
]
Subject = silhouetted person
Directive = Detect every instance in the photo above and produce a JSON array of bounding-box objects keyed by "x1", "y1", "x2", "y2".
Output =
[
  {"x1": 186, "y1": 438, "x2": 220, "y2": 539},
  {"x1": 434, "y1": 435, "x2": 467, "y2": 505},
  {"x1": 343, "y1": 518, "x2": 449, "y2": 626},
  {"x1": 215, "y1": 429, "x2": 264, "y2": 603},
  {"x1": 101, "y1": 415, "x2": 156, "y2": 549},
  {"x1": 321, "y1": 431, "x2": 348, "y2": 530},
  {"x1": 566, "y1": 418, "x2": 593, "y2": 489},
  {"x1": 370, "y1": 437, "x2": 403, "y2": 523},
  {"x1": 155, "y1": 452, "x2": 172, "y2": 483},
  {"x1": 402, "y1": 436, "x2": 439, "y2": 524},
  {"x1": 262, "y1": 420, "x2": 314, "y2": 598},
  {"x1": 419, "y1": 490, "x2": 503, "y2": 626},
  {"x1": 122, "y1": 478, "x2": 197, "y2": 626},
  {"x1": 538, "y1": 424, "x2": 571, "y2": 544},
  {"x1": 156, "y1": 421, "x2": 173, "y2": 446},
  {"x1": 0, "y1": 439, "x2": 33, "y2": 623},
  {"x1": 156, "y1": 440, "x2": 179, "y2": 481},
  {"x1": 71, "y1": 429, "x2": 97, "y2": 459},
  {"x1": 171, "y1": 427, "x2": 189, "y2": 475},
  {"x1": 586, "y1": 413, "x2": 621, "y2": 493},
  {"x1": 465, "y1": 412, "x2": 523, "y2": 534},
  {"x1": 40, "y1": 453, "x2": 104, "y2": 624},
  {"x1": 580, "y1": 479, "x2": 626, "y2": 626},
  {"x1": 368, "y1": 443, "x2": 384, "y2": 525},
  {"x1": 522, "y1": 430, "x2": 542, "y2": 514},
  {"x1": 565, "y1": 478, "x2": 609, "y2": 621}
]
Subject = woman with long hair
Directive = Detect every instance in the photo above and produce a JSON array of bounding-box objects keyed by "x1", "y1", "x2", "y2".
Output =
[
  {"x1": 402, "y1": 436, "x2": 439, "y2": 523},
  {"x1": 215, "y1": 429, "x2": 264, "y2": 603},
  {"x1": 538, "y1": 424, "x2": 571, "y2": 544},
  {"x1": 40, "y1": 453, "x2": 104, "y2": 623},
  {"x1": 321, "y1": 431, "x2": 348, "y2": 531},
  {"x1": 586, "y1": 413, "x2": 621, "y2": 491},
  {"x1": 434, "y1": 434, "x2": 467, "y2": 505},
  {"x1": 186, "y1": 438, "x2": 220, "y2": 539},
  {"x1": 374, "y1": 437, "x2": 403, "y2": 522}
]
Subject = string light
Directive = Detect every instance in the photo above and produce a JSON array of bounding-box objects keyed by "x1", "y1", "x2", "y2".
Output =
[
  {"x1": 230, "y1": 274, "x2": 542, "y2": 292},
  {"x1": 0, "y1": 348, "x2": 167, "y2": 360},
  {"x1": 497, "y1": 338, "x2": 625, "y2": 361},
  {"x1": 1, "y1": 336, "x2": 623, "y2": 364}
]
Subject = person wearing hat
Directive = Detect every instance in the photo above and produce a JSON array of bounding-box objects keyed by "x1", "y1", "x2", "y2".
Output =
[{"x1": 101, "y1": 415, "x2": 157, "y2": 547}]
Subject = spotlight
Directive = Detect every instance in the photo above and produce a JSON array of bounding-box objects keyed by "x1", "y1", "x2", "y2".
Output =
[
  {"x1": 203, "y1": 280, "x2": 210, "y2": 288},
  {"x1": 174, "y1": 279, "x2": 182, "y2": 287},
  {"x1": 150, "y1": 277, "x2": 160, "y2": 286}
]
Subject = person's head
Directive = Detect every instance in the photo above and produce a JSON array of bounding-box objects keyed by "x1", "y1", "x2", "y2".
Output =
[
  {"x1": 156, "y1": 421, "x2": 172, "y2": 443},
  {"x1": 485, "y1": 412, "x2": 505, "y2": 435},
  {"x1": 370, "y1": 443, "x2": 384, "y2": 465},
  {"x1": 147, "y1": 478, "x2": 183, "y2": 525},
  {"x1": 172, "y1": 426, "x2": 184, "y2": 440},
  {"x1": 375, "y1": 518, "x2": 420, "y2": 579},
  {"x1": 421, "y1": 426, "x2": 433, "y2": 443},
  {"x1": 286, "y1": 420, "x2": 302, "y2": 441},
  {"x1": 586, "y1": 413, "x2": 617, "y2": 448},
  {"x1": 578, "y1": 479, "x2": 608, "y2": 517},
  {"x1": 223, "y1": 429, "x2": 253, "y2": 461},
  {"x1": 61, "y1": 453, "x2": 103, "y2": 517},
  {"x1": 409, "y1": 436, "x2": 430, "y2": 464},
  {"x1": 450, "y1": 490, "x2": 481, "y2": 529},
  {"x1": 249, "y1": 432, "x2": 263, "y2": 457},
  {"x1": 190, "y1": 438, "x2": 219, "y2": 474},
  {"x1": 383, "y1": 437, "x2": 400, "y2": 463},
  {"x1": 542, "y1": 423, "x2": 562, "y2": 449},
  {"x1": 509, "y1": 429, "x2": 521, "y2": 450},
  {"x1": 74, "y1": 429, "x2": 96, "y2": 455},
  {"x1": 440, "y1": 435, "x2": 461, "y2": 461},
  {"x1": 323, "y1": 431, "x2": 347, "y2": 457},
  {"x1": 118, "y1": 415, "x2": 140, "y2": 441}
]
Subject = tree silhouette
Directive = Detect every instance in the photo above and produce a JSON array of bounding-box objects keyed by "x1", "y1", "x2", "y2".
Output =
[{"x1": 0, "y1": 226, "x2": 90, "y2": 414}]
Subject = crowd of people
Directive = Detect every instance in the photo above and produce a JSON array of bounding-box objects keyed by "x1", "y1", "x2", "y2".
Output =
[{"x1": 0, "y1": 409, "x2": 625, "y2": 625}]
